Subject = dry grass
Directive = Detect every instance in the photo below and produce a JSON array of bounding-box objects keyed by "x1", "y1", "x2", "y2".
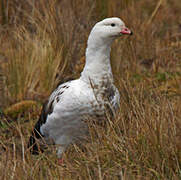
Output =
[{"x1": 0, "y1": 0, "x2": 181, "y2": 179}]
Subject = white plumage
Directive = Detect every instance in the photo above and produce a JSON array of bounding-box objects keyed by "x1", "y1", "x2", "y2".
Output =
[{"x1": 28, "y1": 17, "x2": 132, "y2": 158}]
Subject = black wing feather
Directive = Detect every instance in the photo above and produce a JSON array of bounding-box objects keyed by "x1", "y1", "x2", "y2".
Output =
[{"x1": 28, "y1": 81, "x2": 71, "y2": 155}]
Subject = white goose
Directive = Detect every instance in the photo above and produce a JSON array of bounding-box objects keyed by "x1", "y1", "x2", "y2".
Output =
[{"x1": 28, "y1": 17, "x2": 132, "y2": 161}]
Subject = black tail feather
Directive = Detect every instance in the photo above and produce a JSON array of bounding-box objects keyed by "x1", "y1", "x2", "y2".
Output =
[
  {"x1": 28, "y1": 135, "x2": 41, "y2": 155},
  {"x1": 28, "y1": 119, "x2": 45, "y2": 155},
  {"x1": 28, "y1": 101, "x2": 48, "y2": 154}
]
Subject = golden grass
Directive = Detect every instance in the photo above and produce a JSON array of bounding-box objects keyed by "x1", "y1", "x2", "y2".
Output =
[{"x1": 0, "y1": 0, "x2": 181, "y2": 179}]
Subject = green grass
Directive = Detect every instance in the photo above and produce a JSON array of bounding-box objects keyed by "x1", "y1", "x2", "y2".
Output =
[{"x1": 0, "y1": 0, "x2": 181, "y2": 179}]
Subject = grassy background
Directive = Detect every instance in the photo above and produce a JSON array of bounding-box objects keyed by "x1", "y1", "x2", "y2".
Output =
[{"x1": 0, "y1": 0, "x2": 181, "y2": 179}]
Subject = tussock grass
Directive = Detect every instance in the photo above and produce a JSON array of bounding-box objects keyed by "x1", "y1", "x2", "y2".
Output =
[{"x1": 0, "y1": 0, "x2": 181, "y2": 179}]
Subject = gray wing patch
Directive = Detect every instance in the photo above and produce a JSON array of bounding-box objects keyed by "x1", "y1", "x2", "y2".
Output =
[{"x1": 46, "y1": 82, "x2": 71, "y2": 118}]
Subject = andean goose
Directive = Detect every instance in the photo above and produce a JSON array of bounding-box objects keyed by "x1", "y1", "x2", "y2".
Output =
[{"x1": 28, "y1": 17, "x2": 132, "y2": 161}]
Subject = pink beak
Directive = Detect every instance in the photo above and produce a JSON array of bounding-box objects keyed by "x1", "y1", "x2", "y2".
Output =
[{"x1": 120, "y1": 27, "x2": 132, "y2": 35}]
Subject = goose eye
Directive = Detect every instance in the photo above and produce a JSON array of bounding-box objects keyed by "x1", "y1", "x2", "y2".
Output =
[{"x1": 111, "y1": 23, "x2": 115, "y2": 27}]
